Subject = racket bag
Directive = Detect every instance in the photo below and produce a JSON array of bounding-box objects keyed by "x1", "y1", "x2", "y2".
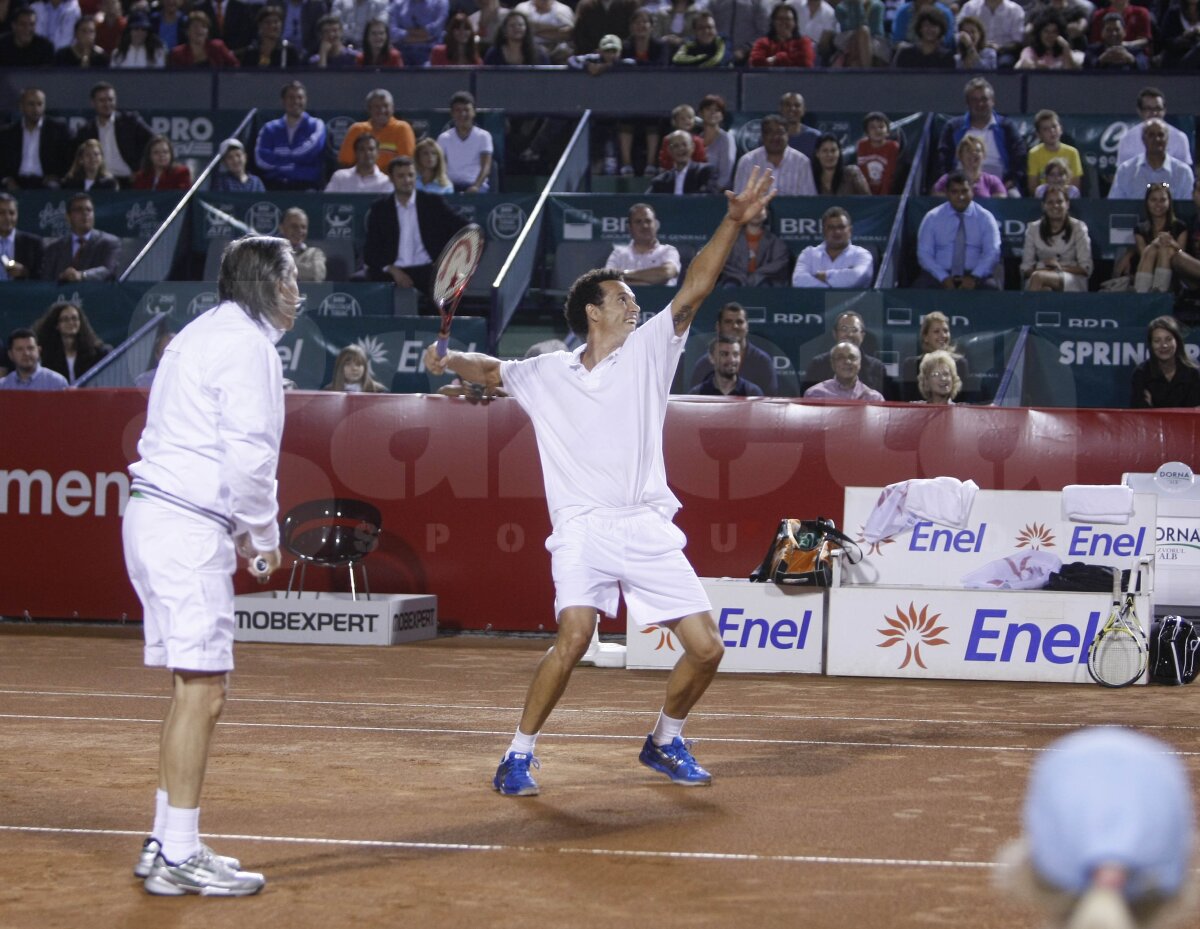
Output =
[
  {"x1": 749, "y1": 518, "x2": 862, "y2": 587},
  {"x1": 1148, "y1": 616, "x2": 1200, "y2": 685}
]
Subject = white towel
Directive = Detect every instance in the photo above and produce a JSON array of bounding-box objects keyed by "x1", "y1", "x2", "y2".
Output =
[
  {"x1": 862, "y1": 477, "x2": 979, "y2": 542},
  {"x1": 1062, "y1": 484, "x2": 1134, "y2": 525},
  {"x1": 961, "y1": 550, "x2": 1062, "y2": 590}
]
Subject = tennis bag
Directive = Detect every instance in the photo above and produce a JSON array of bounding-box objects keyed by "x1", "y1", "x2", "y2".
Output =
[
  {"x1": 749, "y1": 517, "x2": 862, "y2": 587},
  {"x1": 1148, "y1": 616, "x2": 1200, "y2": 685}
]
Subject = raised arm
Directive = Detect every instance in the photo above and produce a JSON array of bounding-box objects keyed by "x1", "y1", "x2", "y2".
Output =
[
  {"x1": 672, "y1": 166, "x2": 776, "y2": 335},
  {"x1": 423, "y1": 345, "x2": 504, "y2": 390}
]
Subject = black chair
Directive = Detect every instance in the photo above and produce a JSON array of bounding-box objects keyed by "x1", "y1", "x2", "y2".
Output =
[{"x1": 281, "y1": 498, "x2": 382, "y2": 601}]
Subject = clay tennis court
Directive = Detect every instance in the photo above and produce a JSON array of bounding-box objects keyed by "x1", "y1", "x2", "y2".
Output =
[{"x1": 2, "y1": 622, "x2": 1197, "y2": 929}]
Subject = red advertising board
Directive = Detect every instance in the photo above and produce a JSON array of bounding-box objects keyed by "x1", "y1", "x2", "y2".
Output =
[{"x1": 2, "y1": 392, "x2": 1198, "y2": 630}]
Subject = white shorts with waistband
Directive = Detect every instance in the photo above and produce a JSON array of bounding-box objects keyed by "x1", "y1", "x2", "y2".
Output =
[
  {"x1": 123, "y1": 495, "x2": 238, "y2": 673},
  {"x1": 546, "y1": 507, "x2": 712, "y2": 627}
]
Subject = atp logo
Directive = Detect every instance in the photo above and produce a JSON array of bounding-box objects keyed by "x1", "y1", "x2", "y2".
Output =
[
  {"x1": 641, "y1": 625, "x2": 677, "y2": 651},
  {"x1": 734, "y1": 119, "x2": 762, "y2": 153},
  {"x1": 324, "y1": 203, "x2": 355, "y2": 239},
  {"x1": 141, "y1": 292, "x2": 177, "y2": 316},
  {"x1": 877, "y1": 603, "x2": 948, "y2": 669},
  {"x1": 1015, "y1": 523, "x2": 1055, "y2": 549}
]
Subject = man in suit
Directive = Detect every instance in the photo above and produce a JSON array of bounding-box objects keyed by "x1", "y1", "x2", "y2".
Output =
[
  {"x1": 73, "y1": 82, "x2": 154, "y2": 188},
  {"x1": 0, "y1": 87, "x2": 73, "y2": 191},
  {"x1": 359, "y1": 156, "x2": 466, "y2": 301},
  {"x1": 39, "y1": 193, "x2": 122, "y2": 283},
  {"x1": 801, "y1": 310, "x2": 893, "y2": 398},
  {"x1": 0, "y1": 7, "x2": 57, "y2": 66},
  {"x1": 0, "y1": 193, "x2": 45, "y2": 281},
  {"x1": 647, "y1": 131, "x2": 718, "y2": 196}
]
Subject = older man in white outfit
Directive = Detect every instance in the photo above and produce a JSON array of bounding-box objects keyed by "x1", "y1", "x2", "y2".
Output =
[{"x1": 123, "y1": 236, "x2": 295, "y2": 897}]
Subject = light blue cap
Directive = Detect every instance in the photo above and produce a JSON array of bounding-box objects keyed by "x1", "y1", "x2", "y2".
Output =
[{"x1": 1024, "y1": 727, "x2": 1193, "y2": 899}]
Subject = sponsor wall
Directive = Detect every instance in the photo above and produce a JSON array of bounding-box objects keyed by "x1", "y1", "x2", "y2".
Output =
[
  {"x1": 840, "y1": 488, "x2": 1156, "y2": 587},
  {"x1": 4, "y1": 394, "x2": 1200, "y2": 629},
  {"x1": 626, "y1": 580, "x2": 824, "y2": 674},
  {"x1": 825, "y1": 488, "x2": 1156, "y2": 683}
]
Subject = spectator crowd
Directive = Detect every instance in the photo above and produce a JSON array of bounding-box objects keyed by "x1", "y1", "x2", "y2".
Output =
[{"x1": 0, "y1": 0, "x2": 1196, "y2": 408}]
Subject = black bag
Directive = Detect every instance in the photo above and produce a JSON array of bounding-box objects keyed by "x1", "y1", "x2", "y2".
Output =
[
  {"x1": 749, "y1": 517, "x2": 862, "y2": 587},
  {"x1": 1045, "y1": 562, "x2": 1123, "y2": 592},
  {"x1": 1149, "y1": 616, "x2": 1200, "y2": 685}
]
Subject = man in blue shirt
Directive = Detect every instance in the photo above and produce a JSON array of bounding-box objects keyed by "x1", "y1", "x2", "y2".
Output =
[
  {"x1": 0, "y1": 328, "x2": 69, "y2": 390},
  {"x1": 1107, "y1": 119, "x2": 1195, "y2": 200},
  {"x1": 254, "y1": 80, "x2": 327, "y2": 191},
  {"x1": 913, "y1": 173, "x2": 1001, "y2": 290}
]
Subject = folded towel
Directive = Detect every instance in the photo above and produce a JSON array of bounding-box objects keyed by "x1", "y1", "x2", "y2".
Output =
[
  {"x1": 1062, "y1": 485, "x2": 1134, "y2": 525},
  {"x1": 862, "y1": 477, "x2": 978, "y2": 543}
]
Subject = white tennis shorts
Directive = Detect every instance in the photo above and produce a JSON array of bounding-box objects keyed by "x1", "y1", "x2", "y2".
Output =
[
  {"x1": 546, "y1": 507, "x2": 712, "y2": 627},
  {"x1": 123, "y1": 495, "x2": 237, "y2": 673}
]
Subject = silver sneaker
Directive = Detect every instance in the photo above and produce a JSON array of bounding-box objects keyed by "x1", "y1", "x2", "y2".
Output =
[
  {"x1": 143, "y1": 847, "x2": 265, "y2": 897},
  {"x1": 134, "y1": 838, "x2": 241, "y2": 879}
]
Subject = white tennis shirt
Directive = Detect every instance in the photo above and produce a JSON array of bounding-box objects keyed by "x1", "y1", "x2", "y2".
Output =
[
  {"x1": 129, "y1": 301, "x2": 286, "y2": 551},
  {"x1": 500, "y1": 305, "x2": 686, "y2": 529}
]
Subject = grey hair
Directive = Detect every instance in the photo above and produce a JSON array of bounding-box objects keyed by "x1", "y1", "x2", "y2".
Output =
[
  {"x1": 218, "y1": 236, "x2": 293, "y2": 325},
  {"x1": 366, "y1": 87, "x2": 393, "y2": 108}
]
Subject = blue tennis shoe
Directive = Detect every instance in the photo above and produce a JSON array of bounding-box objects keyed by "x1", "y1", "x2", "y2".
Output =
[
  {"x1": 639, "y1": 735, "x2": 712, "y2": 786},
  {"x1": 494, "y1": 752, "x2": 540, "y2": 796}
]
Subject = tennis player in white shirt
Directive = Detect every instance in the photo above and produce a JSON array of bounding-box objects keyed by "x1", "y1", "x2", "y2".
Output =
[
  {"x1": 425, "y1": 168, "x2": 776, "y2": 797},
  {"x1": 122, "y1": 236, "x2": 296, "y2": 897}
]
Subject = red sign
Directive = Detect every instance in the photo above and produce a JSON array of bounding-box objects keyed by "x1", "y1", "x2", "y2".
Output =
[{"x1": 3, "y1": 392, "x2": 1198, "y2": 630}]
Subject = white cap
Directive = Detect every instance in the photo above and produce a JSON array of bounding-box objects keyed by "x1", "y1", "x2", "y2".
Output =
[{"x1": 1024, "y1": 727, "x2": 1193, "y2": 899}]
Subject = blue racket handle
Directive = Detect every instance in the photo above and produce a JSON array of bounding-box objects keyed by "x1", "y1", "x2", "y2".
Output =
[
  {"x1": 436, "y1": 335, "x2": 449, "y2": 358},
  {"x1": 253, "y1": 556, "x2": 269, "y2": 574}
]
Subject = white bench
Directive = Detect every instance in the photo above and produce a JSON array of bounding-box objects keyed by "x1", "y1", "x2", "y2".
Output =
[{"x1": 826, "y1": 487, "x2": 1155, "y2": 685}]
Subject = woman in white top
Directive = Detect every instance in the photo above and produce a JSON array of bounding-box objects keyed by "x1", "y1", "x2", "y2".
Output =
[
  {"x1": 111, "y1": 14, "x2": 168, "y2": 67},
  {"x1": 1021, "y1": 187, "x2": 1093, "y2": 292},
  {"x1": 1013, "y1": 9, "x2": 1082, "y2": 69}
]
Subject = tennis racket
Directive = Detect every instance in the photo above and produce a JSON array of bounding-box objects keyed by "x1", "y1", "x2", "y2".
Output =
[
  {"x1": 432, "y1": 224, "x2": 485, "y2": 358},
  {"x1": 1086, "y1": 566, "x2": 1148, "y2": 688}
]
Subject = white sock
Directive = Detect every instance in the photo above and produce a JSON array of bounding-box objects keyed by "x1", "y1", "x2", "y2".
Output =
[
  {"x1": 1152, "y1": 268, "x2": 1173, "y2": 293},
  {"x1": 651, "y1": 710, "x2": 685, "y2": 746},
  {"x1": 150, "y1": 788, "x2": 168, "y2": 841},
  {"x1": 162, "y1": 805, "x2": 201, "y2": 864},
  {"x1": 506, "y1": 728, "x2": 537, "y2": 757},
  {"x1": 1134, "y1": 270, "x2": 1154, "y2": 293}
]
